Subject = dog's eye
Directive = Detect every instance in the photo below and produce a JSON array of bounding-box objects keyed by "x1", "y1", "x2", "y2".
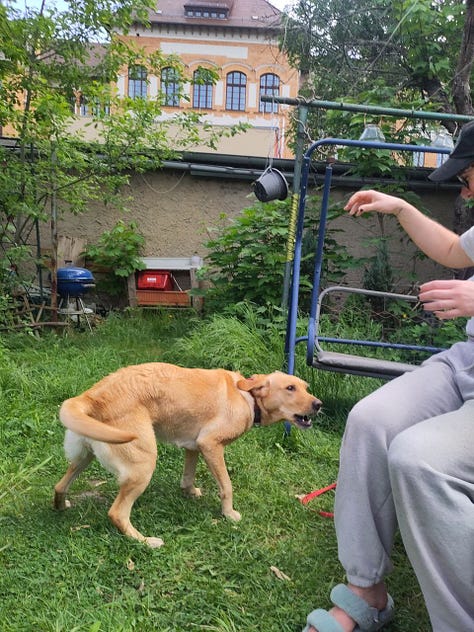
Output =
[{"x1": 286, "y1": 385, "x2": 296, "y2": 391}]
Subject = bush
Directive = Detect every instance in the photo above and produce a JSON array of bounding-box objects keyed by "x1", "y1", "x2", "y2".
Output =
[
  {"x1": 200, "y1": 196, "x2": 357, "y2": 313},
  {"x1": 83, "y1": 220, "x2": 146, "y2": 296}
]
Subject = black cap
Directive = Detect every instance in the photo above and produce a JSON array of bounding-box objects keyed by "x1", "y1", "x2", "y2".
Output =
[{"x1": 428, "y1": 120, "x2": 474, "y2": 182}]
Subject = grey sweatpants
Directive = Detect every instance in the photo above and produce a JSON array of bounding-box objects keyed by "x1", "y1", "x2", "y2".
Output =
[{"x1": 334, "y1": 340, "x2": 474, "y2": 632}]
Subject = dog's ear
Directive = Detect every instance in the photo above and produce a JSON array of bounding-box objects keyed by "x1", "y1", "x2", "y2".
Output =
[{"x1": 237, "y1": 374, "x2": 270, "y2": 395}]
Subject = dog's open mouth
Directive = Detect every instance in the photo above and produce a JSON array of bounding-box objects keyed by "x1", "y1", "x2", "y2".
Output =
[{"x1": 293, "y1": 414, "x2": 313, "y2": 429}]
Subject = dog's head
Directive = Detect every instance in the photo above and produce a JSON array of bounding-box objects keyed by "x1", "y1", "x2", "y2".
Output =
[{"x1": 237, "y1": 371, "x2": 321, "y2": 429}]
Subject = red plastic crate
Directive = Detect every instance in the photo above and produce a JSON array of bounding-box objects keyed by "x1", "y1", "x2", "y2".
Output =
[{"x1": 137, "y1": 270, "x2": 173, "y2": 290}]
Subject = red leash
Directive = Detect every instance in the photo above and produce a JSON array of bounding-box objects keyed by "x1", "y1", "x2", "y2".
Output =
[{"x1": 299, "y1": 482, "x2": 337, "y2": 518}]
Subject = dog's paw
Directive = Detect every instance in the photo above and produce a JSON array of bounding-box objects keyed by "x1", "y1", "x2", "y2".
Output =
[
  {"x1": 53, "y1": 494, "x2": 71, "y2": 511},
  {"x1": 182, "y1": 485, "x2": 202, "y2": 498},
  {"x1": 145, "y1": 536, "x2": 165, "y2": 548},
  {"x1": 224, "y1": 509, "x2": 241, "y2": 522}
]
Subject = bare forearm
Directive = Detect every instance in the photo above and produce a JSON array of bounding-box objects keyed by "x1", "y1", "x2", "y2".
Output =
[
  {"x1": 395, "y1": 201, "x2": 468, "y2": 267},
  {"x1": 344, "y1": 190, "x2": 473, "y2": 268}
]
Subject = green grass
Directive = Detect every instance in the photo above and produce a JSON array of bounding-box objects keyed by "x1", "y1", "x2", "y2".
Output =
[{"x1": 0, "y1": 310, "x2": 430, "y2": 631}]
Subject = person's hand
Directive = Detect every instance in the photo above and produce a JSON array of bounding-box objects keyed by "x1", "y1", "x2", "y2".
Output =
[
  {"x1": 419, "y1": 279, "x2": 474, "y2": 319},
  {"x1": 344, "y1": 190, "x2": 409, "y2": 217}
]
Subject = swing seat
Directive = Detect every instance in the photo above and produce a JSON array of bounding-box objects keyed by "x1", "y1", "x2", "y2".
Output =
[{"x1": 313, "y1": 350, "x2": 417, "y2": 380}]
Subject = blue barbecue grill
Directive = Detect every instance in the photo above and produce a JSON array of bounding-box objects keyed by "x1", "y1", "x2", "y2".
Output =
[
  {"x1": 57, "y1": 266, "x2": 95, "y2": 298},
  {"x1": 57, "y1": 266, "x2": 95, "y2": 330}
]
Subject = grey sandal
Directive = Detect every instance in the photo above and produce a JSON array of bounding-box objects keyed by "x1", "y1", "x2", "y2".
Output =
[{"x1": 303, "y1": 584, "x2": 395, "y2": 632}]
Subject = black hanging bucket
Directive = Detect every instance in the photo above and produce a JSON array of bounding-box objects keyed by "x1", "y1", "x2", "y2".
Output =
[{"x1": 253, "y1": 167, "x2": 289, "y2": 202}]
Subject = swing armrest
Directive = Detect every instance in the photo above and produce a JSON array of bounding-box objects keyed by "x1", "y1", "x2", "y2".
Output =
[{"x1": 308, "y1": 286, "x2": 435, "y2": 380}]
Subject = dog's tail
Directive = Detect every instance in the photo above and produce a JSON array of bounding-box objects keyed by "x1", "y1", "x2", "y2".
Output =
[{"x1": 59, "y1": 398, "x2": 137, "y2": 444}]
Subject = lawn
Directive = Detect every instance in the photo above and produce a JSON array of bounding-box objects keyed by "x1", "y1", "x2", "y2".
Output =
[{"x1": 0, "y1": 310, "x2": 430, "y2": 631}]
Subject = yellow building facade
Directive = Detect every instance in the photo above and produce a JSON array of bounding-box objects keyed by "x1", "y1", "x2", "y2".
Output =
[{"x1": 114, "y1": 0, "x2": 300, "y2": 158}]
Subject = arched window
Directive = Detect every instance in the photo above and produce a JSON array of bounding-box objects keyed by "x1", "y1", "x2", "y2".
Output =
[
  {"x1": 192, "y1": 69, "x2": 213, "y2": 109},
  {"x1": 225, "y1": 71, "x2": 246, "y2": 111},
  {"x1": 128, "y1": 65, "x2": 147, "y2": 99},
  {"x1": 259, "y1": 73, "x2": 280, "y2": 113},
  {"x1": 161, "y1": 67, "x2": 180, "y2": 107}
]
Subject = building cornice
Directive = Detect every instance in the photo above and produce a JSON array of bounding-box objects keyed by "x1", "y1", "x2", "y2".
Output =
[
  {"x1": 132, "y1": 22, "x2": 279, "y2": 45},
  {"x1": 1, "y1": 136, "x2": 451, "y2": 191}
]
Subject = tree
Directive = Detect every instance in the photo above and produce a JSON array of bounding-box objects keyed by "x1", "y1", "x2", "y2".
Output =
[
  {"x1": 453, "y1": 0, "x2": 474, "y2": 116},
  {"x1": 0, "y1": 0, "x2": 243, "y2": 321},
  {"x1": 281, "y1": 0, "x2": 474, "y2": 124},
  {"x1": 280, "y1": 1, "x2": 474, "y2": 252}
]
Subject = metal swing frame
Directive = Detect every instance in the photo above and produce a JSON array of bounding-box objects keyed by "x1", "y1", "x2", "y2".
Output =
[{"x1": 285, "y1": 138, "x2": 452, "y2": 379}]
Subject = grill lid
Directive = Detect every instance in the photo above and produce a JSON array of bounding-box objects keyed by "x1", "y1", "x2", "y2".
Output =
[{"x1": 57, "y1": 266, "x2": 95, "y2": 282}]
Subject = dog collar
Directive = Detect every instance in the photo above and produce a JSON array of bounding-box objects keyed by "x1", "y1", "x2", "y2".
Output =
[{"x1": 253, "y1": 400, "x2": 262, "y2": 426}]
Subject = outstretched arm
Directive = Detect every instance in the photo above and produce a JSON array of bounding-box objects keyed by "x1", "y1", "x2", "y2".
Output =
[{"x1": 344, "y1": 190, "x2": 473, "y2": 269}]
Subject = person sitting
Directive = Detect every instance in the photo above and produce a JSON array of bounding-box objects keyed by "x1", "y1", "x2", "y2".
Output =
[{"x1": 303, "y1": 120, "x2": 474, "y2": 632}]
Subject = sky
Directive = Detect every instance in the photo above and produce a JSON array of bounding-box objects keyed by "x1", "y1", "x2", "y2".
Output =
[
  {"x1": 269, "y1": 0, "x2": 295, "y2": 10},
  {"x1": 270, "y1": 0, "x2": 296, "y2": 10}
]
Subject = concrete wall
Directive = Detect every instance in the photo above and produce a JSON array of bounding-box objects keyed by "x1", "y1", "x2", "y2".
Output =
[
  {"x1": 43, "y1": 168, "x2": 459, "y2": 291},
  {"x1": 48, "y1": 169, "x2": 253, "y2": 261}
]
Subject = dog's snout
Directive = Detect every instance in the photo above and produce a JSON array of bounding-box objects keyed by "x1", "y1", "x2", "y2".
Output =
[{"x1": 312, "y1": 399, "x2": 322, "y2": 412}]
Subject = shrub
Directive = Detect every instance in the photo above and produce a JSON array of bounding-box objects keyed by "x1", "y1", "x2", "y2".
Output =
[
  {"x1": 200, "y1": 196, "x2": 358, "y2": 313},
  {"x1": 83, "y1": 220, "x2": 146, "y2": 296}
]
